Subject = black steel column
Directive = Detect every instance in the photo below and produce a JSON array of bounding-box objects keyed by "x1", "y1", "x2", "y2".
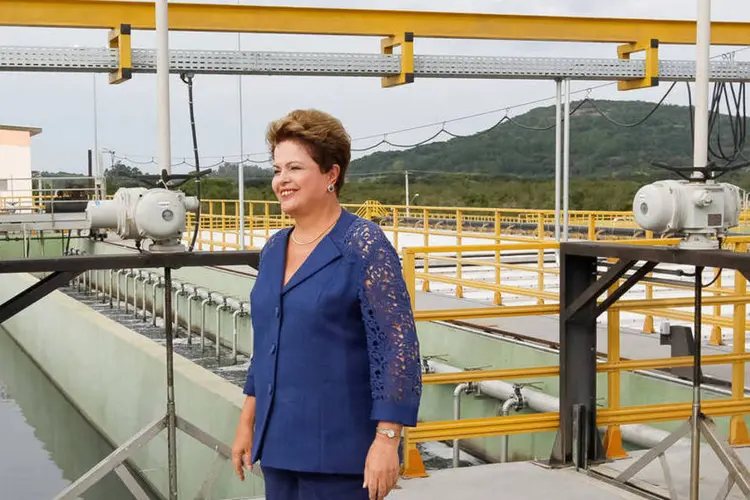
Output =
[{"x1": 549, "y1": 251, "x2": 604, "y2": 467}]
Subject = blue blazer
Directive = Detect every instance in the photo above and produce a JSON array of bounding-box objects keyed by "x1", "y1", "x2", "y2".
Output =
[{"x1": 243, "y1": 209, "x2": 422, "y2": 474}]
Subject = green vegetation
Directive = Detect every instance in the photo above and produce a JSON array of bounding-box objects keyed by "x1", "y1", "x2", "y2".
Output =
[{"x1": 47, "y1": 99, "x2": 750, "y2": 212}]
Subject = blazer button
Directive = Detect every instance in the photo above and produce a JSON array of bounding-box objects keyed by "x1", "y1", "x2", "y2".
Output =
[{"x1": 270, "y1": 344, "x2": 276, "y2": 354}]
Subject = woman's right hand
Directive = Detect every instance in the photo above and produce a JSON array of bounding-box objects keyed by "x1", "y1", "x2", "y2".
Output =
[{"x1": 231, "y1": 423, "x2": 254, "y2": 481}]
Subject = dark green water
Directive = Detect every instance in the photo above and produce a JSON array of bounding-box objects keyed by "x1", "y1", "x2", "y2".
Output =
[{"x1": 0, "y1": 326, "x2": 147, "y2": 499}]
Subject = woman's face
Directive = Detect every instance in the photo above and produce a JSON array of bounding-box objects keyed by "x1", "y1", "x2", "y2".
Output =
[{"x1": 271, "y1": 139, "x2": 337, "y2": 216}]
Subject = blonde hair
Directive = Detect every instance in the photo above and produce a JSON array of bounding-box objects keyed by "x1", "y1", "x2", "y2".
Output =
[{"x1": 266, "y1": 109, "x2": 351, "y2": 194}]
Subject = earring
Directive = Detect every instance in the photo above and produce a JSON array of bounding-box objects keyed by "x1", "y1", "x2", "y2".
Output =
[{"x1": 327, "y1": 184, "x2": 335, "y2": 193}]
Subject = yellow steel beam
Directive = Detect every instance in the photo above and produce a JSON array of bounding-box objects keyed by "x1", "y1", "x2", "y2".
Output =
[
  {"x1": 108, "y1": 23, "x2": 132, "y2": 84},
  {"x1": 381, "y1": 32, "x2": 414, "y2": 87},
  {"x1": 618, "y1": 38, "x2": 660, "y2": 90},
  {"x1": 4, "y1": 0, "x2": 750, "y2": 46}
]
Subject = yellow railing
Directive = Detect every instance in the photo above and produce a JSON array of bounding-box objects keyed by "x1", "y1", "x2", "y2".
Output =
[
  {"x1": 398, "y1": 237, "x2": 750, "y2": 477},
  {"x1": 183, "y1": 199, "x2": 750, "y2": 253}
]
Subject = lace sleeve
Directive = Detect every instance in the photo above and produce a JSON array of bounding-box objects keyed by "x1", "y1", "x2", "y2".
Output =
[{"x1": 356, "y1": 224, "x2": 422, "y2": 427}]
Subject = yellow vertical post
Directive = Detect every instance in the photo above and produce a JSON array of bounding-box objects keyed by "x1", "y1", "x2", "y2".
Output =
[
  {"x1": 393, "y1": 207, "x2": 399, "y2": 254},
  {"x1": 209, "y1": 202, "x2": 215, "y2": 251},
  {"x1": 221, "y1": 201, "x2": 227, "y2": 250},
  {"x1": 400, "y1": 430, "x2": 427, "y2": 478},
  {"x1": 494, "y1": 211, "x2": 502, "y2": 305},
  {"x1": 264, "y1": 203, "x2": 270, "y2": 240},
  {"x1": 642, "y1": 230, "x2": 655, "y2": 333},
  {"x1": 730, "y1": 254, "x2": 750, "y2": 445},
  {"x1": 710, "y1": 268, "x2": 723, "y2": 345},
  {"x1": 588, "y1": 214, "x2": 596, "y2": 241},
  {"x1": 381, "y1": 32, "x2": 415, "y2": 88},
  {"x1": 422, "y1": 208, "x2": 430, "y2": 292},
  {"x1": 402, "y1": 249, "x2": 416, "y2": 310},
  {"x1": 603, "y1": 277, "x2": 628, "y2": 459},
  {"x1": 248, "y1": 202, "x2": 254, "y2": 248},
  {"x1": 456, "y1": 209, "x2": 464, "y2": 298},
  {"x1": 537, "y1": 213, "x2": 544, "y2": 305},
  {"x1": 108, "y1": 24, "x2": 132, "y2": 84}
]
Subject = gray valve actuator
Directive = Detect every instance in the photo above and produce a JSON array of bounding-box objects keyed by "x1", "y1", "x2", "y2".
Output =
[{"x1": 87, "y1": 187, "x2": 199, "y2": 252}]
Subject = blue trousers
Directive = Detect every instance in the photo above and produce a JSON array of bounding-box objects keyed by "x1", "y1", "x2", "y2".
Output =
[{"x1": 262, "y1": 466, "x2": 369, "y2": 500}]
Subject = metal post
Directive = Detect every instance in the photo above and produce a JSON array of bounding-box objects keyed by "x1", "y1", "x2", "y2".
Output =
[
  {"x1": 691, "y1": 266, "x2": 704, "y2": 500},
  {"x1": 549, "y1": 250, "x2": 604, "y2": 466},
  {"x1": 237, "y1": 6, "x2": 245, "y2": 250},
  {"x1": 554, "y1": 79, "x2": 562, "y2": 242},
  {"x1": 156, "y1": 0, "x2": 172, "y2": 175},
  {"x1": 693, "y1": 0, "x2": 711, "y2": 180},
  {"x1": 563, "y1": 79, "x2": 571, "y2": 242},
  {"x1": 164, "y1": 267, "x2": 178, "y2": 499},
  {"x1": 405, "y1": 170, "x2": 410, "y2": 217}
]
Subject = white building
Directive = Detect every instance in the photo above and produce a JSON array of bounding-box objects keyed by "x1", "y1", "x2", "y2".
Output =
[{"x1": 0, "y1": 125, "x2": 42, "y2": 208}]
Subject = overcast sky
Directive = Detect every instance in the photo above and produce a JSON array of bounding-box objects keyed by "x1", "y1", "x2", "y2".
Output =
[{"x1": 0, "y1": 0, "x2": 748, "y2": 177}]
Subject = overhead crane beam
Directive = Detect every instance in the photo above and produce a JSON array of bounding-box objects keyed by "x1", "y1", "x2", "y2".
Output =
[{"x1": 2, "y1": 0, "x2": 750, "y2": 46}]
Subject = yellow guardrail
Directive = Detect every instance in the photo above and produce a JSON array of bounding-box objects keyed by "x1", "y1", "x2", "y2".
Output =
[
  {"x1": 180, "y1": 199, "x2": 750, "y2": 254},
  {"x1": 398, "y1": 237, "x2": 750, "y2": 477}
]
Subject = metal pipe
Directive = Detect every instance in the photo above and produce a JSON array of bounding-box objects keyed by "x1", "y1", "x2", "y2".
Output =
[
  {"x1": 164, "y1": 267, "x2": 178, "y2": 500},
  {"x1": 692, "y1": 0, "x2": 711, "y2": 180},
  {"x1": 124, "y1": 270, "x2": 130, "y2": 313},
  {"x1": 232, "y1": 306, "x2": 243, "y2": 365},
  {"x1": 188, "y1": 289, "x2": 198, "y2": 345},
  {"x1": 201, "y1": 295, "x2": 212, "y2": 353},
  {"x1": 426, "y1": 359, "x2": 687, "y2": 450},
  {"x1": 216, "y1": 301, "x2": 226, "y2": 361},
  {"x1": 108, "y1": 269, "x2": 113, "y2": 308},
  {"x1": 453, "y1": 382, "x2": 471, "y2": 468},
  {"x1": 500, "y1": 396, "x2": 519, "y2": 463},
  {"x1": 691, "y1": 266, "x2": 704, "y2": 500},
  {"x1": 554, "y1": 78, "x2": 562, "y2": 242},
  {"x1": 156, "y1": 0, "x2": 171, "y2": 177},
  {"x1": 115, "y1": 269, "x2": 125, "y2": 309},
  {"x1": 237, "y1": 21, "x2": 245, "y2": 251},
  {"x1": 152, "y1": 277, "x2": 161, "y2": 327},
  {"x1": 142, "y1": 273, "x2": 149, "y2": 321},
  {"x1": 563, "y1": 78, "x2": 571, "y2": 242}
]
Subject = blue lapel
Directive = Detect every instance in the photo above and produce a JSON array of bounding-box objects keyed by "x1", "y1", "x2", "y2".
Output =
[
  {"x1": 263, "y1": 227, "x2": 292, "y2": 301},
  {"x1": 282, "y1": 209, "x2": 354, "y2": 295}
]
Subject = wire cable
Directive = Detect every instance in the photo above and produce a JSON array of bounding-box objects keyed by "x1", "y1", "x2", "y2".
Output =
[{"x1": 180, "y1": 72, "x2": 201, "y2": 252}]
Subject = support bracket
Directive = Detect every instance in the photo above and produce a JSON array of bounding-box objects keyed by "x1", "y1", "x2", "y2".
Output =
[
  {"x1": 109, "y1": 23, "x2": 132, "y2": 84},
  {"x1": 381, "y1": 32, "x2": 414, "y2": 87},
  {"x1": 617, "y1": 38, "x2": 659, "y2": 90}
]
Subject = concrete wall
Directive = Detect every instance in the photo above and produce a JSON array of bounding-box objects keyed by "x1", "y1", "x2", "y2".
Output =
[{"x1": 0, "y1": 272, "x2": 265, "y2": 499}]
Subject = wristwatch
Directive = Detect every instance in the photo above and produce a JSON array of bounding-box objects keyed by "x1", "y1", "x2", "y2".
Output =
[{"x1": 376, "y1": 427, "x2": 398, "y2": 439}]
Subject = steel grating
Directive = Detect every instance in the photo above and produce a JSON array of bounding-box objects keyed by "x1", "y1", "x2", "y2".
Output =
[{"x1": 1, "y1": 45, "x2": 750, "y2": 81}]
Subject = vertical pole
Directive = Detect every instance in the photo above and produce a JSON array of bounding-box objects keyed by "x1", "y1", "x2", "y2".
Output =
[
  {"x1": 563, "y1": 79, "x2": 571, "y2": 242},
  {"x1": 405, "y1": 170, "x2": 410, "y2": 217},
  {"x1": 237, "y1": 8, "x2": 246, "y2": 250},
  {"x1": 690, "y1": 266, "x2": 704, "y2": 500},
  {"x1": 554, "y1": 79, "x2": 562, "y2": 242},
  {"x1": 156, "y1": 0, "x2": 172, "y2": 176},
  {"x1": 693, "y1": 0, "x2": 711, "y2": 180},
  {"x1": 92, "y1": 74, "x2": 103, "y2": 199},
  {"x1": 164, "y1": 267, "x2": 178, "y2": 499},
  {"x1": 549, "y1": 250, "x2": 604, "y2": 467}
]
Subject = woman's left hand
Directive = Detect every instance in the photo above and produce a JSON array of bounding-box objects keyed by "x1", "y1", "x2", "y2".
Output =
[{"x1": 363, "y1": 436, "x2": 400, "y2": 499}]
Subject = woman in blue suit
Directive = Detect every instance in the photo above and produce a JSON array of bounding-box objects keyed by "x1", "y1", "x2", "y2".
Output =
[{"x1": 231, "y1": 109, "x2": 423, "y2": 500}]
